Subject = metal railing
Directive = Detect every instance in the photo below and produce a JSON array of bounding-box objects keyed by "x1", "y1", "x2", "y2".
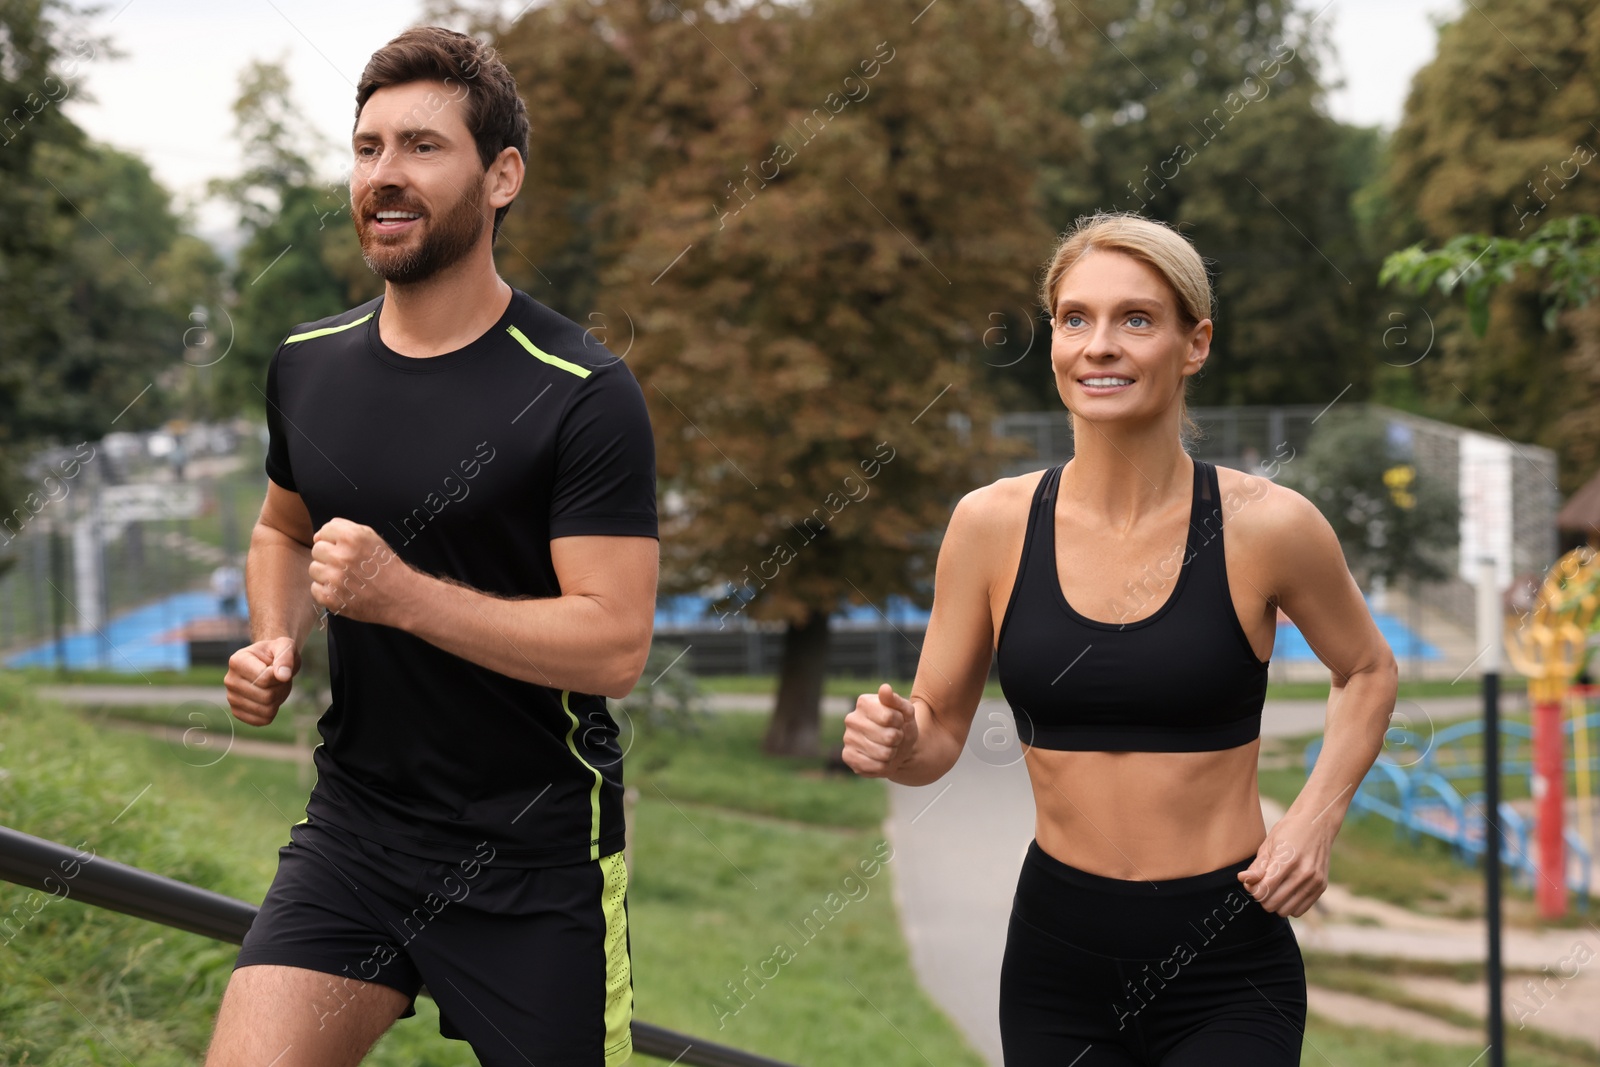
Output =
[{"x1": 0, "y1": 825, "x2": 798, "y2": 1067}]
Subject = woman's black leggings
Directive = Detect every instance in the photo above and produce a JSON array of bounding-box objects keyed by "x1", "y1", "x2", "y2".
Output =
[{"x1": 999, "y1": 841, "x2": 1307, "y2": 1065}]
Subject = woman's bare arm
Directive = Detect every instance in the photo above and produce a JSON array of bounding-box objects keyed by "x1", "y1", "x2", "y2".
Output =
[
  {"x1": 1236, "y1": 483, "x2": 1398, "y2": 915},
  {"x1": 843, "y1": 484, "x2": 1010, "y2": 785}
]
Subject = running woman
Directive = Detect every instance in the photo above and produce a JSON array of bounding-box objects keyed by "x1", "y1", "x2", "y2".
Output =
[
  {"x1": 207, "y1": 27, "x2": 656, "y2": 1067},
  {"x1": 842, "y1": 213, "x2": 1395, "y2": 1065}
]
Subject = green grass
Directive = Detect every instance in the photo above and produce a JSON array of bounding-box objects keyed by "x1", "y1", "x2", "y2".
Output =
[
  {"x1": 0, "y1": 677, "x2": 979, "y2": 1065},
  {"x1": 0, "y1": 680, "x2": 314, "y2": 1064},
  {"x1": 72, "y1": 700, "x2": 308, "y2": 747},
  {"x1": 621, "y1": 711, "x2": 884, "y2": 830},
  {"x1": 627, "y1": 804, "x2": 972, "y2": 1064},
  {"x1": 7, "y1": 665, "x2": 230, "y2": 687}
]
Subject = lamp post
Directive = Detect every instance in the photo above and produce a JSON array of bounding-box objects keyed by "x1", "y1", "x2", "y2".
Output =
[{"x1": 1475, "y1": 555, "x2": 1503, "y2": 1067}]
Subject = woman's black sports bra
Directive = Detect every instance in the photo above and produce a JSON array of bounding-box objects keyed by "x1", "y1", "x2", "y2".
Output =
[{"x1": 994, "y1": 459, "x2": 1270, "y2": 752}]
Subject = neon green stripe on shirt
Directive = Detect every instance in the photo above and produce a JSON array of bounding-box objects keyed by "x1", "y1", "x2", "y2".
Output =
[
  {"x1": 285, "y1": 312, "x2": 375, "y2": 345},
  {"x1": 507, "y1": 325, "x2": 592, "y2": 379},
  {"x1": 561, "y1": 690, "x2": 604, "y2": 860}
]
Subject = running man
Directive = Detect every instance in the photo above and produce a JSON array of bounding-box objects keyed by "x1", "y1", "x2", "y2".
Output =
[{"x1": 207, "y1": 27, "x2": 657, "y2": 1067}]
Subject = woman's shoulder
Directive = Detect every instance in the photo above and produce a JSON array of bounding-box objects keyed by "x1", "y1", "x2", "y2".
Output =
[
  {"x1": 944, "y1": 467, "x2": 1052, "y2": 549},
  {"x1": 1213, "y1": 463, "x2": 1333, "y2": 552}
]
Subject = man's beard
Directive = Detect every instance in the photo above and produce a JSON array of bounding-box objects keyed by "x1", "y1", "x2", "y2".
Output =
[{"x1": 356, "y1": 170, "x2": 488, "y2": 286}]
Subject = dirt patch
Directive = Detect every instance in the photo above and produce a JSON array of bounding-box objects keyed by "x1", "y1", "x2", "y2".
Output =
[{"x1": 1306, "y1": 985, "x2": 1483, "y2": 1046}]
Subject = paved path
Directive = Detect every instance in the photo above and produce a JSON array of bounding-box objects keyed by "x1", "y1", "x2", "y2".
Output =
[
  {"x1": 96, "y1": 716, "x2": 309, "y2": 764},
  {"x1": 885, "y1": 706, "x2": 1035, "y2": 1067},
  {"x1": 1303, "y1": 987, "x2": 1483, "y2": 1047},
  {"x1": 37, "y1": 684, "x2": 1495, "y2": 726},
  {"x1": 37, "y1": 685, "x2": 828, "y2": 714}
]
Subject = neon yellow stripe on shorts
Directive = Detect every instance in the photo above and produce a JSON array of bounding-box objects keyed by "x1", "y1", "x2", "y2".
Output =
[{"x1": 600, "y1": 851, "x2": 632, "y2": 1066}]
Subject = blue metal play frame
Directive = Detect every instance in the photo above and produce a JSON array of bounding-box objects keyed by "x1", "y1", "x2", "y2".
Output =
[{"x1": 1304, "y1": 712, "x2": 1598, "y2": 909}]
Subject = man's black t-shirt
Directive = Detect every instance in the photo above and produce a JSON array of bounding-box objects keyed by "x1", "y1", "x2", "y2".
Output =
[{"x1": 262, "y1": 288, "x2": 656, "y2": 867}]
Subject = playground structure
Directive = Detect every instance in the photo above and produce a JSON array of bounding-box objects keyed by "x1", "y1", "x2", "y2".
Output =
[
  {"x1": 1307, "y1": 546, "x2": 1600, "y2": 917},
  {"x1": 1504, "y1": 546, "x2": 1599, "y2": 916},
  {"x1": 1303, "y1": 700, "x2": 1598, "y2": 908}
]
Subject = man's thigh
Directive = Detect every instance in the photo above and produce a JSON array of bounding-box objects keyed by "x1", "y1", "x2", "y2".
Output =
[
  {"x1": 409, "y1": 851, "x2": 633, "y2": 1067},
  {"x1": 208, "y1": 820, "x2": 426, "y2": 1064},
  {"x1": 205, "y1": 964, "x2": 410, "y2": 1067}
]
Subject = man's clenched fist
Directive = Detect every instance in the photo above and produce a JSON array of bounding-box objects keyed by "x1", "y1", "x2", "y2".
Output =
[
  {"x1": 842, "y1": 683, "x2": 919, "y2": 778},
  {"x1": 226, "y1": 636, "x2": 300, "y2": 726},
  {"x1": 308, "y1": 518, "x2": 413, "y2": 626}
]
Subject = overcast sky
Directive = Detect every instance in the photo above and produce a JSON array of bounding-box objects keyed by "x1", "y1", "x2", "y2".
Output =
[{"x1": 60, "y1": 0, "x2": 1462, "y2": 243}]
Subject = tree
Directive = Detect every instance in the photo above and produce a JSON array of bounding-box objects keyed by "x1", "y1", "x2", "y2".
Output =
[
  {"x1": 0, "y1": 0, "x2": 98, "y2": 513},
  {"x1": 208, "y1": 60, "x2": 376, "y2": 414},
  {"x1": 1380, "y1": 214, "x2": 1600, "y2": 487},
  {"x1": 487, "y1": 0, "x2": 642, "y2": 318},
  {"x1": 0, "y1": 1, "x2": 214, "y2": 524},
  {"x1": 1384, "y1": 0, "x2": 1598, "y2": 241},
  {"x1": 494, "y1": 0, "x2": 1055, "y2": 754},
  {"x1": 35, "y1": 140, "x2": 223, "y2": 427},
  {"x1": 1380, "y1": 214, "x2": 1600, "y2": 335},
  {"x1": 1032, "y1": 0, "x2": 1382, "y2": 409},
  {"x1": 1378, "y1": 0, "x2": 1600, "y2": 492}
]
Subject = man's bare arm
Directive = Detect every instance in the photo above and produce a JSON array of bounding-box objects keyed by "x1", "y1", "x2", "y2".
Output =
[
  {"x1": 399, "y1": 536, "x2": 657, "y2": 698},
  {"x1": 226, "y1": 480, "x2": 318, "y2": 725},
  {"x1": 249, "y1": 480, "x2": 318, "y2": 647},
  {"x1": 307, "y1": 519, "x2": 658, "y2": 699}
]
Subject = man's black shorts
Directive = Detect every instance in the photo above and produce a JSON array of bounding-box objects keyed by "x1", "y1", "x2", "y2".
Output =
[{"x1": 234, "y1": 816, "x2": 632, "y2": 1066}]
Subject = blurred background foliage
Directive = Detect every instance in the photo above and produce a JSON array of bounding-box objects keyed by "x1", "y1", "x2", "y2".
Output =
[
  {"x1": 2, "y1": 0, "x2": 1598, "y2": 745},
  {"x1": 5, "y1": 0, "x2": 1595, "y2": 497}
]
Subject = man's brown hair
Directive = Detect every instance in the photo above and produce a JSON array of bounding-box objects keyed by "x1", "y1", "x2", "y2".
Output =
[{"x1": 355, "y1": 26, "x2": 530, "y2": 241}]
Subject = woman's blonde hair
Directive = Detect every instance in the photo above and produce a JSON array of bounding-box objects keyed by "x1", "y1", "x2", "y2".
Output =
[{"x1": 1039, "y1": 212, "x2": 1212, "y2": 447}]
